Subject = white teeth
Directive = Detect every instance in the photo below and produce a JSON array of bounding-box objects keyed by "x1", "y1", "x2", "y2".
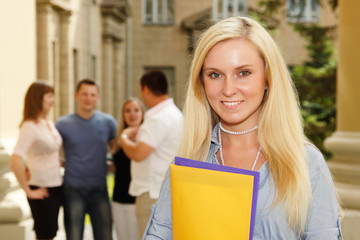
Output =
[{"x1": 223, "y1": 101, "x2": 241, "y2": 106}]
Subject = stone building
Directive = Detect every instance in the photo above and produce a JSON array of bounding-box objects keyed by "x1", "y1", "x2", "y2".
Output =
[
  {"x1": 0, "y1": 0, "x2": 129, "y2": 238},
  {"x1": 35, "y1": 0, "x2": 129, "y2": 119},
  {"x1": 1, "y1": 0, "x2": 359, "y2": 239},
  {"x1": 128, "y1": 0, "x2": 337, "y2": 107}
]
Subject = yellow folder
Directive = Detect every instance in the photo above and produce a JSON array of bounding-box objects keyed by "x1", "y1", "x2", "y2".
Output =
[{"x1": 171, "y1": 157, "x2": 260, "y2": 240}]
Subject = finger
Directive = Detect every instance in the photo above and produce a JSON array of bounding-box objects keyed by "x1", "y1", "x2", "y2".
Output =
[
  {"x1": 36, "y1": 188, "x2": 49, "y2": 198},
  {"x1": 41, "y1": 188, "x2": 49, "y2": 198}
]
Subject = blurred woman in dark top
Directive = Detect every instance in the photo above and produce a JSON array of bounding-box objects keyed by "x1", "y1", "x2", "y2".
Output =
[{"x1": 111, "y1": 97, "x2": 144, "y2": 240}]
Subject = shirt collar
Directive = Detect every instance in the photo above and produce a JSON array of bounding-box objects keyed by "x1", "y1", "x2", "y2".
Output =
[
  {"x1": 211, "y1": 123, "x2": 220, "y2": 147},
  {"x1": 145, "y1": 98, "x2": 174, "y2": 118}
]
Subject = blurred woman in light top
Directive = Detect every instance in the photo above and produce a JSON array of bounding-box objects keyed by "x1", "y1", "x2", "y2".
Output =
[{"x1": 10, "y1": 80, "x2": 62, "y2": 240}]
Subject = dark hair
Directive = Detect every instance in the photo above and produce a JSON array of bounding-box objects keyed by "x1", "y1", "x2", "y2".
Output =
[
  {"x1": 22, "y1": 80, "x2": 54, "y2": 124},
  {"x1": 76, "y1": 78, "x2": 98, "y2": 92},
  {"x1": 140, "y1": 70, "x2": 168, "y2": 96}
]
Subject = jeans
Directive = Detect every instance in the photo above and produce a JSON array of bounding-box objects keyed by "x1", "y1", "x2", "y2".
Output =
[{"x1": 63, "y1": 185, "x2": 113, "y2": 240}]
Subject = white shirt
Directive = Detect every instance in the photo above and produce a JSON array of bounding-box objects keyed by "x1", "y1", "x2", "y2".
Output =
[
  {"x1": 129, "y1": 98, "x2": 183, "y2": 199},
  {"x1": 13, "y1": 119, "x2": 63, "y2": 187}
]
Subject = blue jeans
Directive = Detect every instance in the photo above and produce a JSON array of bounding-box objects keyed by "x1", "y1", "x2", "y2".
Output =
[{"x1": 63, "y1": 186, "x2": 113, "y2": 240}]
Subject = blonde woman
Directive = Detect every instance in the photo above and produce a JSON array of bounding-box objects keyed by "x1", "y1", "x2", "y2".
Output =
[
  {"x1": 111, "y1": 98, "x2": 144, "y2": 240},
  {"x1": 10, "y1": 80, "x2": 62, "y2": 240},
  {"x1": 142, "y1": 17, "x2": 342, "y2": 239}
]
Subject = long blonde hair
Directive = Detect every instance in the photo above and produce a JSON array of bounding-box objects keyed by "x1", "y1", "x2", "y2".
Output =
[{"x1": 178, "y1": 16, "x2": 311, "y2": 234}]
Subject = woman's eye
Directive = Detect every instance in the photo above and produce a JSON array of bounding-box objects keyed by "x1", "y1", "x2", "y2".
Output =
[
  {"x1": 210, "y1": 72, "x2": 221, "y2": 79},
  {"x1": 240, "y1": 71, "x2": 250, "y2": 76}
]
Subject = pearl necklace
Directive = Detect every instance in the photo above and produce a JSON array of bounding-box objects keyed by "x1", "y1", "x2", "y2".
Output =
[
  {"x1": 218, "y1": 123, "x2": 261, "y2": 171},
  {"x1": 219, "y1": 122, "x2": 258, "y2": 135}
]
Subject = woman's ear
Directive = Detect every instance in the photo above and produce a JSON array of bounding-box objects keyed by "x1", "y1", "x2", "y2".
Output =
[{"x1": 262, "y1": 87, "x2": 268, "y2": 102}]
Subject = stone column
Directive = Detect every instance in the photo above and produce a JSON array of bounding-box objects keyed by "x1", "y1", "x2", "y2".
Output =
[
  {"x1": 119, "y1": 23, "x2": 128, "y2": 106},
  {"x1": 36, "y1": 4, "x2": 51, "y2": 81},
  {"x1": 324, "y1": 1, "x2": 360, "y2": 239},
  {"x1": 113, "y1": 39, "x2": 122, "y2": 117},
  {"x1": 102, "y1": 36, "x2": 114, "y2": 115},
  {"x1": 59, "y1": 10, "x2": 72, "y2": 117},
  {"x1": 0, "y1": 1, "x2": 37, "y2": 238}
]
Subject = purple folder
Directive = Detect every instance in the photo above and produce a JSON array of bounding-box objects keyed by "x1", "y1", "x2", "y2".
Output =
[{"x1": 174, "y1": 156, "x2": 260, "y2": 240}]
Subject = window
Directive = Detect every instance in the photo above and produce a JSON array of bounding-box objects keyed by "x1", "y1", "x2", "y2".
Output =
[
  {"x1": 212, "y1": 0, "x2": 247, "y2": 22},
  {"x1": 143, "y1": 0, "x2": 175, "y2": 25},
  {"x1": 287, "y1": 0, "x2": 319, "y2": 23}
]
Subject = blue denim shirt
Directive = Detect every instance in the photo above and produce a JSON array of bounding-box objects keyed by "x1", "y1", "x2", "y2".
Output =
[{"x1": 143, "y1": 125, "x2": 343, "y2": 239}]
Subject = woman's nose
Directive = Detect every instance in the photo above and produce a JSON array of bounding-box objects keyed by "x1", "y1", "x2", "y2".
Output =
[{"x1": 223, "y1": 77, "x2": 238, "y2": 96}]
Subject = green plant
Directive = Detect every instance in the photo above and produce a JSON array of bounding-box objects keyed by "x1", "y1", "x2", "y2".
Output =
[
  {"x1": 254, "y1": 0, "x2": 337, "y2": 157},
  {"x1": 291, "y1": 24, "x2": 337, "y2": 157}
]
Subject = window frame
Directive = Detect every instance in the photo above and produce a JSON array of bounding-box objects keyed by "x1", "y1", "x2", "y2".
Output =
[
  {"x1": 287, "y1": 0, "x2": 319, "y2": 23},
  {"x1": 142, "y1": 0, "x2": 175, "y2": 25},
  {"x1": 212, "y1": 0, "x2": 248, "y2": 22}
]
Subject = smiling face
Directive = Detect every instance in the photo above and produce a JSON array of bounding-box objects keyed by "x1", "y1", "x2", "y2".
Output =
[
  {"x1": 123, "y1": 100, "x2": 143, "y2": 127},
  {"x1": 203, "y1": 38, "x2": 267, "y2": 131},
  {"x1": 75, "y1": 84, "x2": 99, "y2": 112}
]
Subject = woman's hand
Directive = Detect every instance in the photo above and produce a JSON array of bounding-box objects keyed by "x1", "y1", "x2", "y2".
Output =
[
  {"x1": 121, "y1": 126, "x2": 139, "y2": 141},
  {"x1": 26, "y1": 187, "x2": 49, "y2": 200}
]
